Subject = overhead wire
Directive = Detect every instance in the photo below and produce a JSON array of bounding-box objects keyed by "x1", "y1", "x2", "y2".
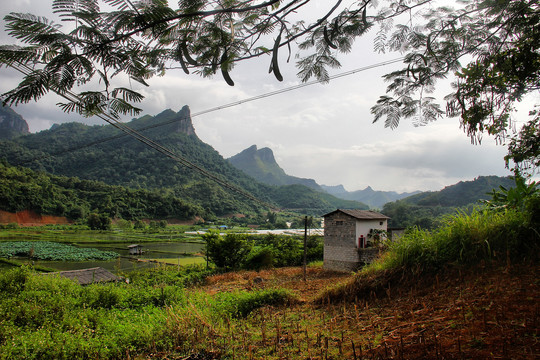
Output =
[
  {"x1": 13, "y1": 57, "x2": 405, "y2": 164},
  {"x1": 9, "y1": 62, "x2": 277, "y2": 210},
  {"x1": 7, "y1": 57, "x2": 404, "y2": 210}
]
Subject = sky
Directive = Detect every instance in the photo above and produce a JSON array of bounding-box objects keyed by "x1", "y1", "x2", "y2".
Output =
[{"x1": 0, "y1": 0, "x2": 528, "y2": 193}]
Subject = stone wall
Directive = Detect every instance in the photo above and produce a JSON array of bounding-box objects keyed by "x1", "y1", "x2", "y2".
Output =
[{"x1": 358, "y1": 248, "x2": 381, "y2": 264}]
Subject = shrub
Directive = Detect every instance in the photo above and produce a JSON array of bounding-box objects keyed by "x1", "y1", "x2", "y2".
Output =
[
  {"x1": 214, "y1": 288, "x2": 295, "y2": 318},
  {"x1": 87, "y1": 213, "x2": 112, "y2": 230},
  {"x1": 244, "y1": 247, "x2": 274, "y2": 271},
  {"x1": 203, "y1": 232, "x2": 253, "y2": 270},
  {"x1": 133, "y1": 219, "x2": 146, "y2": 230}
]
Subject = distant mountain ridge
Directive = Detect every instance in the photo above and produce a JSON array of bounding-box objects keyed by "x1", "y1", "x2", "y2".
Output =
[
  {"x1": 228, "y1": 145, "x2": 322, "y2": 191},
  {"x1": 321, "y1": 185, "x2": 420, "y2": 209},
  {"x1": 399, "y1": 175, "x2": 515, "y2": 207},
  {"x1": 228, "y1": 144, "x2": 418, "y2": 208},
  {"x1": 381, "y1": 175, "x2": 516, "y2": 229},
  {"x1": 0, "y1": 104, "x2": 29, "y2": 140},
  {"x1": 0, "y1": 106, "x2": 367, "y2": 216}
]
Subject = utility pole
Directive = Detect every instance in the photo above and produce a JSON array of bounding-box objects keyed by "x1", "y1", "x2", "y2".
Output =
[{"x1": 303, "y1": 215, "x2": 307, "y2": 281}]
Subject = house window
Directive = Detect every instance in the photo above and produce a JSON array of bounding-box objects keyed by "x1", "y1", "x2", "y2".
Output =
[
  {"x1": 335, "y1": 220, "x2": 343, "y2": 225},
  {"x1": 379, "y1": 221, "x2": 383, "y2": 225}
]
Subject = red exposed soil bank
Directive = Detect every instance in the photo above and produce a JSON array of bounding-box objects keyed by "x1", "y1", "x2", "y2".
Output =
[{"x1": 0, "y1": 210, "x2": 71, "y2": 226}]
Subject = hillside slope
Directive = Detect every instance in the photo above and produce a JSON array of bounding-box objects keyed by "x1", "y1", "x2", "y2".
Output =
[
  {"x1": 228, "y1": 145, "x2": 322, "y2": 191},
  {"x1": 0, "y1": 162, "x2": 204, "y2": 221},
  {"x1": 382, "y1": 175, "x2": 516, "y2": 228},
  {"x1": 0, "y1": 107, "x2": 366, "y2": 215}
]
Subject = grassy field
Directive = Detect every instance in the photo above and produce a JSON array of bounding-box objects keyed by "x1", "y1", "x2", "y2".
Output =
[
  {"x1": 0, "y1": 205, "x2": 538, "y2": 359},
  {"x1": 0, "y1": 262, "x2": 536, "y2": 359}
]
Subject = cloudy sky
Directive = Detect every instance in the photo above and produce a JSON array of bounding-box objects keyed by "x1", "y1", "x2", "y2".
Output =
[{"x1": 1, "y1": 1, "x2": 527, "y2": 193}]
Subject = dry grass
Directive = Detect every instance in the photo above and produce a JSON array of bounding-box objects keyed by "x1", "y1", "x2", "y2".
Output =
[
  {"x1": 201, "y1": 266, "x2": 351, "y2": 301},
  {"x1": 164, "y1": 262, "x2": 539, "y2": 359}
]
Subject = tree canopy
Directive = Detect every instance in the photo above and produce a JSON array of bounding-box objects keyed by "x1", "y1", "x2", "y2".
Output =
[{"x1": 0, "y1": 0, "x2": 538, "y2": 172}]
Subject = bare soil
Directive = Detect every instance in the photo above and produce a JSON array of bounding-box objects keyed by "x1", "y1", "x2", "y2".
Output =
[{"x1": 198, "y1": 262, "x2": 539, "y2": 359}]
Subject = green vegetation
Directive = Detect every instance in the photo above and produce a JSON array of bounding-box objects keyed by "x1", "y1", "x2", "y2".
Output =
[
  {"x1": 202, "y1": 232, "x2": 324, "y2": 271},
  {"x1": 0, "y1": 242, "x2": 118, "y2": 261},
  {"x1": 0, "y1": 111, "x2": 365, "y2": 217},
  {"x1": 0, "y1": 161, "x2": 204, "y2": 221},
  {"x1": 0, "y1": 265, "x2": 294, "y2": 359},
  {"x1": 320, "y1": 176, "x2": 539, "y2": 303},
  {"x1": 203, "y1": 232, "x2": 253, "y2": 270},
  {"x1": 0, "y1": 175, "x2": 536, "y2": 359},
  {"x1": 382, "y1": 176, "x2": 516, "y2": 229}
]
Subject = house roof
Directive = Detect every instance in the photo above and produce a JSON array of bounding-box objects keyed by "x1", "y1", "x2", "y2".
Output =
[
  {"x1": 45, "y1": 267, "x2": 120, "y2": 285},
  {"x1": 323, "y1": 209, "x2": 390, "y2": 220}
]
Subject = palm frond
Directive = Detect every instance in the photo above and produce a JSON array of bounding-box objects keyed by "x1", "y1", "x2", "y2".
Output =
[
  {"x1": 107, "y1": 98, "x2": 143, "y2": 117},
  {"x1": 1, "y1": 70, "x2": 51, "y2": 105}
]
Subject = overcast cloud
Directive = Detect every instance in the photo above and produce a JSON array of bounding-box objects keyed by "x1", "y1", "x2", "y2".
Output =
[{"x1": 0, "y1": 1, "x2": 520, "y2": 193}]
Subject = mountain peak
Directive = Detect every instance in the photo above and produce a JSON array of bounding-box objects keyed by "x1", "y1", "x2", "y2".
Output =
[
  {"x1": 228, "y1": 145, "x2": 323, "y2": 191},
  {"x1": 133, "y1": 106, "x2": 196, "y2": 136},
  {"x1": 257, "y1": 147, "x2": 276, "y2": 163},
  {"x1": 0, "y1": 104, "x2": 30, "y2": 140},
  {"x1": 175, "y1": 106, "x2": 196, "y2": 136}
]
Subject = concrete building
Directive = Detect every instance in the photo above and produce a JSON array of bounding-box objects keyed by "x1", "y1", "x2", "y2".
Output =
[{"x1": 323, "y1": 209, "x2": 389, "y2": 272}]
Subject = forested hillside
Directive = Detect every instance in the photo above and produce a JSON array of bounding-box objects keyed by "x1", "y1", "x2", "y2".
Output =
[
  {"x1": 0, "y1": 162, "x2": 204, "y2": 221},
  {"x1": 382, "y1": 176, "x2": 516, "y2": 229},
  {"x1": 0, "y1": 107, "x2": 365, "y2": 216}
]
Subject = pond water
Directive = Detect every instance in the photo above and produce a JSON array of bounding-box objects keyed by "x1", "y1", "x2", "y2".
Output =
[
  {"x1": 1, "y1": 239, "x2": 206, "y2": 274},
  {"x1": 77, "y1": 241, "x2": 204, "y2": 258}
]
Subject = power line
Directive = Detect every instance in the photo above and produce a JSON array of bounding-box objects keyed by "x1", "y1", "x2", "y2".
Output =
[
  {"x1": 7, "y1": 57, "x2": 404, "y2": 210},
  {"x1": 9, "y1": 63, "x2": 277, "y2": 210},
  {"x1": 14, "y1": 57, "x2": 404, "y2": 165}
]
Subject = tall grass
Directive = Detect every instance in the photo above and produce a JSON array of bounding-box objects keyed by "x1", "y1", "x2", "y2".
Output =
[
  {"x1": 319, "y1": 207, "x2": 538, "y2": 304},
  {"x1": 0, "y1": 265, "x2": 294, "y2": 359},
  {"x1": 369, "y1": 208, "x2": 536, "y2": 274}
]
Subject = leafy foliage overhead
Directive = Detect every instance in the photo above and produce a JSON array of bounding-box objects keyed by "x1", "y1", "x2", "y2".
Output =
[{"x1": 1, "y1": 0, "x2": 537, "y2": 170}]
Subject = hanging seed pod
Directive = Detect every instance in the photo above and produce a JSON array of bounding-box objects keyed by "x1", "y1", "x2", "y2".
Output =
[
  {"x1": 220, "y1": 50, "x2": 234, "y2": 86},
  {"x1": 272, "y1": 33, "x2": 283, "y2": 81},
  {"x1": 181, "y1": 41, "x2": 197, "y2": 65},
  {"x1": 362, "y1": 7, "x2": 367, "y2": 26},
  {"x1": 323, "y1": 26, "x2": 337, "y2": 49},
  {"x1": 178, "y1": 53, "x2": 189, "y2": 74}
]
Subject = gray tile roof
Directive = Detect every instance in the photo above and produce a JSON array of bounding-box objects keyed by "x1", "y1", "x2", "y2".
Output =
[
  {"x1": 323, "y1": 209, "x2": 390, "y2": 220},
  {"x1": 46, "y1": 267, "x2": 119, "y2": 285}
]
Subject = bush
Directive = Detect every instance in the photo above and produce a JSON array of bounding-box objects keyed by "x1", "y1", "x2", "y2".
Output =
[
  {"x1": 258, "y1": 235, "x2": 302, "y2": 267},
  {"x1": 214, "y1": 288, "x2": 295, "y2": 318},
  {"x1": 203, "y1": 232, "x2": 253, "y2": 270},
  {"x1": 87, "y1": 213, "x2": 112, "y2": 230},
  {"x1": 244, "y1": 247, "x2": 274, "y2": 271},
  {"x1": 133, "y1": 219, "x2": 146, "y2": 230},
  {"x1": 115, "y1": 219, "x2": 133, "y2": 230}
]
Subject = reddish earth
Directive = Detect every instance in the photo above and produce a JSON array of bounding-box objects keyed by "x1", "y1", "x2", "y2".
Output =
[
  {"x1": 196, "y1": 263, "x2": 539, "y2": 359},
  {"x1": 0, "y1": 210, "x2": 71, "y2": 226}
]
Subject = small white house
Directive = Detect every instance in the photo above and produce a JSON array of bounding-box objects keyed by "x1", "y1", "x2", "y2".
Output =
[{"x1": 323, "y1": 209, "x2": 389, "y2": 271}]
